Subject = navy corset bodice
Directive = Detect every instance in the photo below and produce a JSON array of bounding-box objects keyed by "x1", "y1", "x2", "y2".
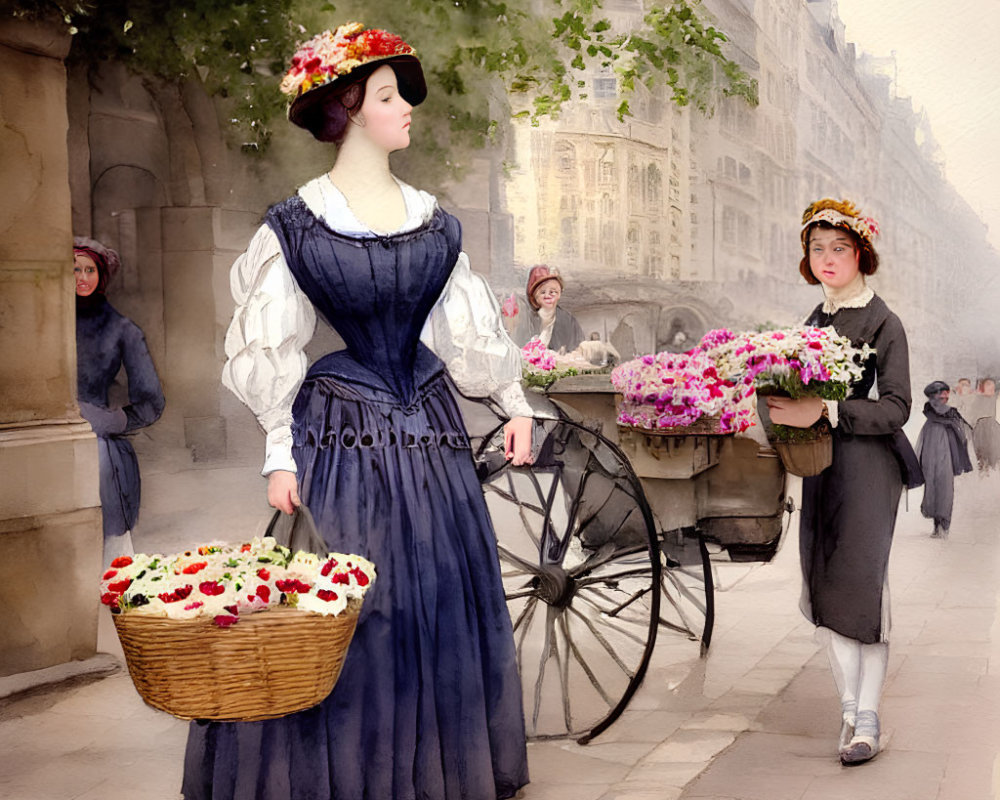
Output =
[{"x1": 265, "y1": 196, "x2": 462, "y2": 403}]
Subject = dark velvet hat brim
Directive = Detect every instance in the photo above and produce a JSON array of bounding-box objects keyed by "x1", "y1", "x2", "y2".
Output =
[{"x1": 288, "y1": 54, "x2": 426, "y2": 129}]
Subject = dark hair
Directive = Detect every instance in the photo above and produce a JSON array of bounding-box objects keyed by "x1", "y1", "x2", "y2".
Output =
[
  {"x1": 292, "y1": 58, "x2": 425, "y2": 145},
  {"x1": 798, "y1": 221, "x2": 880, "y2": 285},
  {"x1": 298, "y1": 76, "x2": 367, "y2": 145}
]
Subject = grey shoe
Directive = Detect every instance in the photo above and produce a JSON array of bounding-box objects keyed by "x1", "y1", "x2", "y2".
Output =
[
  {"x1": 837, "y1": 701, "x2": 857, "y2": 752},
  {"x1": 840, "y1": 710, "x2": 879, "y2": 766},
  {"x1": 930, "y1": 522, "x2": 942, "y2": 538}
]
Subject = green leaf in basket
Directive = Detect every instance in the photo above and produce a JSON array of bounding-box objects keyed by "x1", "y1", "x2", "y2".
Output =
[{"x1": 225, "y1": 557, "x2": 240, "y2": 568}]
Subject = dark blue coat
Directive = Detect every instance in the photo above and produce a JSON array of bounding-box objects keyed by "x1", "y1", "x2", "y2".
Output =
[{"x1": 76, "y1": 296, "x2": 164, "y2": 538}]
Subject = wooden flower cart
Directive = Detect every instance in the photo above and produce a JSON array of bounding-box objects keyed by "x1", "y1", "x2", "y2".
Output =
[{"x1": 472, "y1": 373, "x2": 789, "y2": 744}]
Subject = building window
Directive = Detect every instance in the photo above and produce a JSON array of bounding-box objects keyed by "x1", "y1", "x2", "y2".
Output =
[
  {"x1": 556, "y1": 141, "x2": 576, "y2": 172},
  {"x1": 599, "y1": 157, "x2": 615, "y2": 184},
  {"x1": 561, "y1": 217, "x2": 577, "y2": 255},
  {"x1": 627, "y1": 224, "x2": 640, "y2": 267},
  {"x1": 594, "y1": 77, "x2": 616, "y2": 98},
  {"x1": 722, "y1": 207, "x2": 737, "y2": 244},
  {"x1": 647, "y1": 164, "x2": 662, "y2": 208}
]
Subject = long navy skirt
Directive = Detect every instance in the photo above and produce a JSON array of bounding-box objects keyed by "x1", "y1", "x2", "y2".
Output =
[{"x1": 182, "y1": 374, "x2": 528, "y2": 800}]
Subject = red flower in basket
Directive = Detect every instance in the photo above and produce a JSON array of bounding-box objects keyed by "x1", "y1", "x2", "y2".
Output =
[
  {"x1": 276, "y1": 578, "x2": 313, "y2": 594},
  {"x1": 158, "y1": 585, "x2": 194, "y2": 603}
]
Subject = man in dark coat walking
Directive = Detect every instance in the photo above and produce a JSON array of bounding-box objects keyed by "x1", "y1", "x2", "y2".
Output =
[{"x1": 916, "y1": 381, "x2": 973, "y2": 538}]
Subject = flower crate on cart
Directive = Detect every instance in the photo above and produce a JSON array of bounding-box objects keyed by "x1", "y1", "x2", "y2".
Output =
[{"x1": 101, "y1": 540, "x2": 375, "y2": 721}]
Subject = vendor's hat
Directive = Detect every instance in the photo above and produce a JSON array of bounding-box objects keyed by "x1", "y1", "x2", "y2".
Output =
[
  {"x1": 923, "y1": 380, "x2": 950, "y2": 397},
  {"x1": 526, "y1": 265, "x2": 563, "y2": 308},
  {"x1": 281, "y1": 23, "x2": 426, "y2": 129},
  {"x1": 800, "y1": 198, "x2": 880, "y2": 252}
]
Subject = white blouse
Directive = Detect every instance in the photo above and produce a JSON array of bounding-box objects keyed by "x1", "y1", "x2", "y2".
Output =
[{"x1": 222, "y1": 174, "x2": 535, "y2": 475}]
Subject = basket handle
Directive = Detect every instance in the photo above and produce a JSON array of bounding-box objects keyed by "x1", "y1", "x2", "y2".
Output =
[{"x1": 265, "y1": 504, "x2": 329, "y2": 555}]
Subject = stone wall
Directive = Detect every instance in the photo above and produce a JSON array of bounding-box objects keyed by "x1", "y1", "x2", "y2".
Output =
[{"x1": 0, "y1": 16, "x2": 102, "y2": 676}]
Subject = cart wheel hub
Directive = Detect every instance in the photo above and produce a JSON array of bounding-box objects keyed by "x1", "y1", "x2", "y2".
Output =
[{"x1": 534, "y1": 566, "x2": 576, "y2": 608}]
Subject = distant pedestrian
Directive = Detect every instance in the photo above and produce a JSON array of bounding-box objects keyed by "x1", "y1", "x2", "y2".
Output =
[
  {"x1": 917, "y1": 381, "x2": 972, "y2": 538},
  {"x1": 948, "y1": 377, "x2": 975, "y2": 425},
  {"x1": 969, "y1": 378, "x2": 1000, "y2": 472}
]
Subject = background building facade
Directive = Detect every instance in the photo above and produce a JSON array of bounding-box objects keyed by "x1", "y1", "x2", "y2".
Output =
[{"x1": 502, "y1": 0, "x2": 1000, "y2": 389}]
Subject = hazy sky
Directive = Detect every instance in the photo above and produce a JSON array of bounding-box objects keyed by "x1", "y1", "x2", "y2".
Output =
[{"x1": 832, "y1": 0, "x2": 1000, "y2": 248}]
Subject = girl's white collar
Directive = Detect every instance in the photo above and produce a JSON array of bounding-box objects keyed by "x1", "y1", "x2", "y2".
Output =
[{"x1": 821, "y1": 273, "x2": 873, "y2": 313}]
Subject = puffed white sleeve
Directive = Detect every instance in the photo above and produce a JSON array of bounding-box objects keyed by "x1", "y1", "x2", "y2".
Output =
[
  {"x1": 222, "y1": 224, "x2": 316, "y2": 475},
  {"x1": 420, "y1": 252, "x2": 541, "y2": 419}
]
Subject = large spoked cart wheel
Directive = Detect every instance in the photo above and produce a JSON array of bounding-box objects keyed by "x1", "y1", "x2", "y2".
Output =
[{"x1": 474, "y1": 417, "x2": 713, "y2": 743}]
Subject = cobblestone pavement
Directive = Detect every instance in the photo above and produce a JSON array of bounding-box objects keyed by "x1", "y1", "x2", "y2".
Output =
[{"x1": 2, "y1": 451, "x2": 998, "y2": 800}]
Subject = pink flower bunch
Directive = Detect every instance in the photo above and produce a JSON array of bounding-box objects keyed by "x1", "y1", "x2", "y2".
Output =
[
  {"x1": 699, "y1": 326, "x2": 873, "y2": 401},
  {"x1": 694, "y1": 328, "x2": 737, "y2": 351},
  {"x1": 612, "y1": 350, "x2": 754, "y2": 433},
  {"x1": 522, "y1": 338, "x2": 556, "y2": 371}
]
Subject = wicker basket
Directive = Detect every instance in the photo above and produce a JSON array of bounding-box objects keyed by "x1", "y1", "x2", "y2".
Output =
[
  {"x1": 113, "y1": 601, "x2": 361, "y2": 721},
  {"x1": 773, "y1": 433, "x2": 833, "y2": 477}
]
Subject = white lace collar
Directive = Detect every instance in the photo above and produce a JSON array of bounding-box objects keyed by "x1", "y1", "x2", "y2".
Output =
[
  {"x1": 297, "y1": 174, "x2": 437, "y2": 236},
  {"x1": 821, "y1": 273, "x2": 874, "y2": 313}
]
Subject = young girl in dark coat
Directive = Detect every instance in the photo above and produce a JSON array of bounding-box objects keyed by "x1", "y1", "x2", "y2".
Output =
[{"x1": 766, "y1": 199, "x2": 913, "y2": 765}]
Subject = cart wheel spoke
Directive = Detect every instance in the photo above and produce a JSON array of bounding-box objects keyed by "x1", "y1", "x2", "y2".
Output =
[{"x1": 478, "y1": 418, "x2": 671, "y2": 741}]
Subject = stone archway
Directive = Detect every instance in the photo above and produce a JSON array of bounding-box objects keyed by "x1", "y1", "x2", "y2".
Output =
[{"x1": 655, "y1": 304, "x2": 711, "y2": 353}]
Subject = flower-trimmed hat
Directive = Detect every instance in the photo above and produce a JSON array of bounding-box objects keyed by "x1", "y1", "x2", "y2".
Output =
[
  {"x1": 281, "y1": 23, "x2": 427, "y2": 130},
  {"x1": 526, "y1": 265, "x2": 563, "y2": 309},
  {"x1": 800, "y1": 199, "x2": 880, "y2": 252}
]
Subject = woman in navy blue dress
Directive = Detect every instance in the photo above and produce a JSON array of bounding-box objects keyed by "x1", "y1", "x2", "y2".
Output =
[
  {"x1": 183, "y1": 24, "x2": 532, "y2": 800},
  {"x1": 74, "y1": 237, "x2": 164, "y2": 562}
]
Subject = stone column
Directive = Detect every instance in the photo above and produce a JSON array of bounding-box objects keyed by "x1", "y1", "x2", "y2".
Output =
[{"x1": 0, "y1": 17, "x2": 102, "y2": 676}]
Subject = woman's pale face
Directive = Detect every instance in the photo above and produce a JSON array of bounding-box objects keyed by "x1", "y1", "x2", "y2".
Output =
[
  {"x1": 808, "y1": 227, "x2": 861, "y2": 290},
  {"x1": 533, "y1": 280, "x2": 562, "y2": 311},
  {"x1": 73, "y1": 252, "x2": 100, "y2": 297},
  {"x1": 356, "y1": 64, "x2": 412, "y2": 153}
]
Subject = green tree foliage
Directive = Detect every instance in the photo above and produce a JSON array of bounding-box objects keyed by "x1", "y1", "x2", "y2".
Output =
[{"x1": 11, "y1": 0, "x2": 756, "y2": 159}]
